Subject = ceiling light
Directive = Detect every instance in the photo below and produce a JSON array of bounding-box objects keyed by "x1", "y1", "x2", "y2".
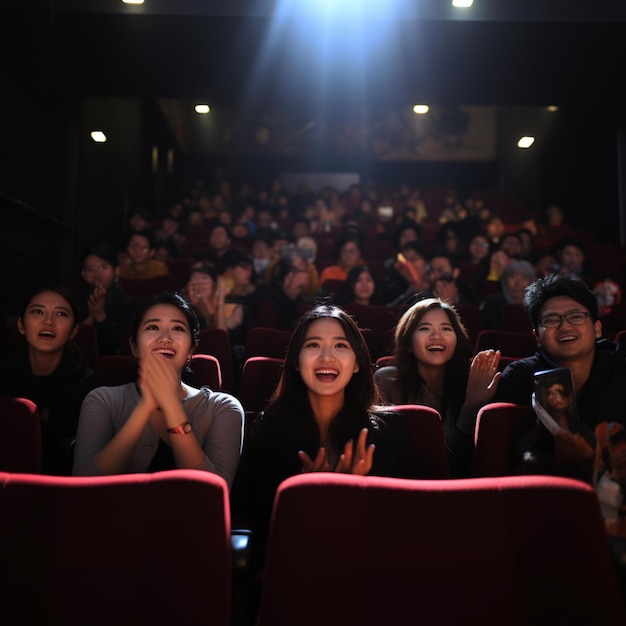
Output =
[
  {"x1": 413, "y1": 104, "x2": 429, "y2": 114},
  {"x1": 122, "y1": 1, "x2": 144, "y2": 5},
  {"x1": 90, "y1": 131, "x2": 107, "y2": 143},
  {"x1": 452, "y1": 0, "x2": 473, "y2": 8},
  {"x1": 195, "y1": 104, "x2": 211, "y2": 114},
  {"x1": 547, "y1": 105, "x2": 559, "y2": 112},
  {"x1": 517, "y1": 136, "x2": 535, "y2": 149}
]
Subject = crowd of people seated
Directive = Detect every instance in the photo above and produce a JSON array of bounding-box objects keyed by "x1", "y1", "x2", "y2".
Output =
[{"x1": 2, "y1": 176, "x2": 626, "y2": 620}]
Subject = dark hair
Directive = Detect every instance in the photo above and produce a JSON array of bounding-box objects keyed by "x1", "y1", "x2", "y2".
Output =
[
  {"x1": 20, "y1": 284, "x2": 80, "y2": 325},
  {"x1": 332, "y1": 232, "x2": 365, "y2": 263},
  {"x1": 337, "y1": 265, "x2": 381, "y2": 306},
  {"x1": 80, "y1": 244, "x2": 118, "y2": 268},
  {"x1": 395, "y1": 219, "x2": 422, "y2": 246},
  {"x1": 127, "y1": 229, "x2": 156, "y2": 250},
  {"x1": 429, "y1": 250, "x2": 460, "y2": 270},
  {"x1": 523, "y1": 274, "x2": 599, "y2": 330},
  {"x1": 129, "y1": 292, "x2": 200, "y2": 348},
  {"x1": 265, "y1": 304, "x2": 379, "y2": 451},
  {"x1": 392, "y1": 298, "x2": 472, "y2": 402},
  {"x1": 216, "y1": 248, "x2": 253, "y2": 274},
  {"x1": 399, "y1": 240, "x2": 429, "y2": 258},
  {"x1": 555, "y1": 235, "x2": 586, "y2": 256},
  {"x1": 187, "y1": 261, "x2": 217, "y2": 283}
]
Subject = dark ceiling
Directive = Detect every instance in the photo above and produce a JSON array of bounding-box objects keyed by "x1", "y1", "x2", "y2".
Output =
[{"x1": 4, "y1": 1, "x2": 626, "y2": 108}]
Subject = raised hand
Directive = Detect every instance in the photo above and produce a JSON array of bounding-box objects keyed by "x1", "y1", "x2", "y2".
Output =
[
  {"x1": 299, "y1": 447, "x2": 331, "y2": 473},
  {"x1": 335, "y1": 428, "x2": 375, "y2": 475},
  {"x1": 139, "y1": 351, "x2": 182, "y2": 413},
  {"x1": 87, "y1": 283, "x2": 107, "y2": 323},
  {"x1": 465, "y1": 349, "x2": 501, "y2": 410}
]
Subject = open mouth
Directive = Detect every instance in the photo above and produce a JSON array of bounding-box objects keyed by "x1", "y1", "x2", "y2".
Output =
[
  {"x1": 315, "y1": 368, "x2": 339, "y2": 382},
  {"x1": 38, "y1": 330, "x2": 56, "y2": 339},
  {"x1": 426, "y1": 344, "x2": 446, "y2": 352},
  {"x1": 154, "y1": 348, "x2": 176, "y2": 359},
  {"x1": 557, "y1": 335, "x2": 577, "y2": 343}
]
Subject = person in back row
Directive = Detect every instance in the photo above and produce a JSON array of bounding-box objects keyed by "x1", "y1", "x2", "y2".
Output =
[{"x1": 119, "y1": 229, "x2": 169, "y2": 280}]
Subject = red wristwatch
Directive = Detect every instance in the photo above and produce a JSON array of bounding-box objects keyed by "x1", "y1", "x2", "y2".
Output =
[{"x1": 167, "y1": 421, "x2": 192, "y2": 435}]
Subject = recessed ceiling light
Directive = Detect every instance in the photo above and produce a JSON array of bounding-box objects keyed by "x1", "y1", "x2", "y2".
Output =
[
  {"x1": 90, "y1": 131, "x2": 107, "y2": 143},
  {"x1": 413, "y1": 104, "x2": 429, "y2": 114},
  {"x1": 452, "y1": 0, "x2": 473, "y2": 8},
  {"x1": 517, "y1": 136, "x2": 535, "y2": 149},
  {"x1": 122, "y1": 0, "x2": 144, "y2": 5},
  {"x1": 195, "y1": 104, "x2": 211, "y2": 114},
  {"x1": 547, "y1": 105, "x2": 559, "y2": 112}
]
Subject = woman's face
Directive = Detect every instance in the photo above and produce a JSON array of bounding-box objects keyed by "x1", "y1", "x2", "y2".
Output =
[
  {"x1": 505, "y1": 271, "x2": 532, "y2": 303},
  {"x1": 546, "y1": 384, "x2": 568, "y2": 411},
  {"x1": 18, "y1": 291, "x2": 78, "y2": 354},
  {"x1": 353, "y1": 271, "x2": 375, "y2": 303},
  {"x1": 468, "y1": 236, "x2": 490, "y2": 262},
  {"x1": 297, "y1": 318, "x2": 359, "y2": 401},
  {"x1": 339, "y1": 241, "x2": 362, "y2": 269},
  {"x1": 131, "y1": 304, "x2": 194, "y2": 372},
  {"x1": 187, "y1": 271, "x2": 214, "y2": 299},
  {"x1": 410, "y1": 308, "x2": 457, "y2": 368},
  {"x1": 81, "y1": 254, "x2": 116, "y2": 289}
]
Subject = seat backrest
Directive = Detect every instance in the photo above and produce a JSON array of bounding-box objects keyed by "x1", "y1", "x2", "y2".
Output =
[
  {"x1": 237, "y1": 356, "x2": 283, "y2": 414},
  {"x1": 196, "y1": 327, "x2": 234, "y2": 392},
  {"x1": 75, "y1": 323, "x2": 99, "y2": 369},
  {"x1": 474, "y1": 329, "x2": 537, "y2": 359},
  {"x1": 0, "y1": 397, "x2": 42, "y2": 473},
  {"x1": 183, "y1": 353, "x2": 222, "y2": 390},
  {"x1": 0, "y1": 470, "x2": 231, "y2": 626},
  {"x1": 473, "y1": 401, "x2": 537, "y2": 477},
  {"x1": 455, "y1": 302, "x2": 484, "y2": 346},
  {"x1": 243, "y1": 326, "x2": 292, "y2": 361},
  {"x1": 94, "y1": 355, "x2": 139, "y2": 387},
  {"x1": 500, "y1": 302, "x2": 533, "y2": 332},
  {"x1": 384, "y1": 404, "x2": 450, "y2": 478},
  {"x1": 257, "y1": 473, "x2": 626, "y2": 626}
]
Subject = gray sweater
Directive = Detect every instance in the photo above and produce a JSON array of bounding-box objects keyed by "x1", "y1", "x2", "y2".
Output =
[{"x1": 73, "y1": 382, "x2": 244, "y2": 489}]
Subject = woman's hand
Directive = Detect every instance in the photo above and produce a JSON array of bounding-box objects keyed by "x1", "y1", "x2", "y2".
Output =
[
  {"x1": 87, "y1": 283, "x2": 107, "y2": 323},
  {"x1": 299, "y1": 447, "x2": 331, "y2": 473},
  {"x1": 465, "y1": 349, "x2": 501, "y2": 410},
  {"x1": 335, "y1": 428, "x2": 375, "y2": 475},
  {"x1": 139, "y1": 351, "x2": 183, "y2": 415}
]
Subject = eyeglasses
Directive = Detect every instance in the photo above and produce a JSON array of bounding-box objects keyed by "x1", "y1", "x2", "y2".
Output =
[{"x1": 539, "y1": 311, "x2": 591, "y2": 328}]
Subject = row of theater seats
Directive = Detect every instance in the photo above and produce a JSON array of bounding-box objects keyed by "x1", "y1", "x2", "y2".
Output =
[{"x1": 1, "y1": 468, "x2": 624, "y2": 625}]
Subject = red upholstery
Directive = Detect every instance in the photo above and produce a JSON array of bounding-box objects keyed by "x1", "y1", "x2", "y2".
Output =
[
  {"x1": 474, "y1": 329, "x2": 537, "y2": 359},
  {"x1": 0, "y1": 470, "x2": 232, "y2": 626},
  {"x1": 500, "y1": 302, "x2": 533, "y2": 332},
  {"x1": 184, "y1": 354, "x2": 222, "y2": 390},
  {"x1": 0, "y1": 397, "x2": 42, "y2": 473},
  {"x1": 257, "y1": 473, "x2": 626, "y2": 626},
  {"x1": 243, "y1": 327, "x2": 292, "y2": 361},
  {"x1": 237, "y1": 357, "x2": 283, "y2": 414},
  {"x1": 94, "y1": 355, "x2": 138, "y2": 387},
  {"x1": 473, "y1": 402, "x2": 537, "y2": 477},
  {"x1": 385, "y1": 404, "x2": 450, "y2": 478},
  {"x1": 196, "y1": 327, "x2": 234, "y2": 392},
  {"x1": 455, "y1": 302, "x2": 484, "y2": 346},
  {"x1": 600, "y1": 303, "x2": 626, "y2": 338},
  {"x1": 343, "y1": 303, "x2": 406, "y2": 335}
]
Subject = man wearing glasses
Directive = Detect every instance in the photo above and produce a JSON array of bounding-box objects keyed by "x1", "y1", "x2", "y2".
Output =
[{"x1": 490, "y1": 274, "x2": 626, "y2": 472}]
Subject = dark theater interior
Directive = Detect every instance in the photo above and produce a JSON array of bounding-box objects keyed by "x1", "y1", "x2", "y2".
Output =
[{"x1": 2, "y1": 2, "x2": 626, "y2": 625}]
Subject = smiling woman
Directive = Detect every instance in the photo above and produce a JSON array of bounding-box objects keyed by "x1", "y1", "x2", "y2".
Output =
[
  {"x1": 72, "y1": 292, "x2": 244, "y2": 488},
  {"x1": 374, "y1": 297, "x2": 501, "y2": 476},
  {"x1": 247, "y1": 303, "x2": 410, "y2": 568},
  {"x1": 0, "y1": 285, "x2": 95, "y2": 474}
]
